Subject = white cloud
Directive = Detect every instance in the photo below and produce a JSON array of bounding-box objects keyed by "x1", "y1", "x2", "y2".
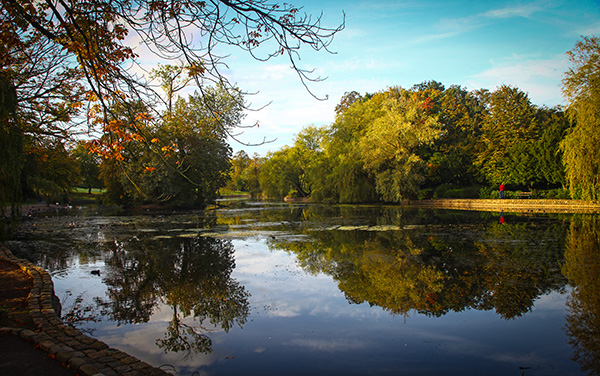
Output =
[
  {"x1": 483, "y1": 3, "x2": 545, "y2": 19},
  {"x1": 466, "y1": 55, "x2": 568, "y2": 106},
  {"x1": 414, "y1": 1, "x2": 551, "y2": 45},
  {"x1": 576, "y1": 20, "x2": 600, "y2": 36}
]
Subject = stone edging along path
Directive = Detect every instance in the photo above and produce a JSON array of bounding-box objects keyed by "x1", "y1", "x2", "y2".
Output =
[
  {"x1": 403, "y1": 198, "x2": 600, "y2": 214},
  {"x1": 0, "y1": 246, "x2": 170, "y2": 376}
]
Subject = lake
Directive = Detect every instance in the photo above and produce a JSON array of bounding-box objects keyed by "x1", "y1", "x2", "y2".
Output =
[{"x1": 6, "y1": 201, "x2": 600, "y2": 375}]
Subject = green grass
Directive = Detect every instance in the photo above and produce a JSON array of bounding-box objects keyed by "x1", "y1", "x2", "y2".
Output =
[
  {"x1": 219, "y1": 189, "x2": 250, "y2": 196},
  {"x1": 72, "y1": 187, "x2": 105, "y2": 195}
]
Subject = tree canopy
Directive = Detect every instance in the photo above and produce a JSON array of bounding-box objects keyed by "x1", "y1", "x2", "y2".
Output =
[
  {"x1": 0, "y1": 0, "x2": 344, "y2": 217},
  {"x1": 251, "y1": 78, "x2": 574, "y2": 203},
  {"x1": 1, "y1": 0, "x2": 344, "y2": 141},
  {"x1": 561, "y1": 36, "x2": 600, "y2": 200}
]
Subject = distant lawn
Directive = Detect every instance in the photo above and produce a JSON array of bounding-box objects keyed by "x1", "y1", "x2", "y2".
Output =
[
  {"x1": 72, "y1": 187, "x2": 105, "y2": 195},
  {"x1": 219, "y1": 189, "x2": 250, "y2": 196}
]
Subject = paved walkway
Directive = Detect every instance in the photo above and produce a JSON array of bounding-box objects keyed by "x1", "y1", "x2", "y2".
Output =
[
  {"x1": 404, "y1": 198, "x2": 600, "y2": 213},
  {"x1": 0, "y1": 246, "x2": 171, "y2": 376}
]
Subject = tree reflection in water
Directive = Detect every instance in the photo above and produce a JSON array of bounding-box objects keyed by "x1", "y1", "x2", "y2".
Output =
[
  {"x1": 268, "y1": 208, "x2": 568, "y2": 319},
  {"x1": 98, "y1": 235, "x2": 250, "y2": 356},
  {"x1": 562, "y1": 215, "x2": 600, "y2": 375}
]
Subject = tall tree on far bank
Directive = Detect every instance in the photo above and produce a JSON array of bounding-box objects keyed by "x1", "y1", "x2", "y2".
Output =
[
  {"x1": 475, "y1": 85, "x2": 539, "y2": 187},
  {"x1": 424, "y1": 84, "x2": 485, "y2": 187},
  {"x1": 359, "y1": 88, "x2": 441, "y2": 201},
  {"x1": 561, "y1": 36, "x2": 600, "y2": 200}
]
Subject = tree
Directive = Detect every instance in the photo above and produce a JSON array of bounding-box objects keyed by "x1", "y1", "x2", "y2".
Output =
[
  {"x1": 1, "y1": 19, "x2": 84, "y2": 235},
  {"x1": 260, "y1": 147, "x2": 307, "y2": 199},
  {"x1": 259, "y1": 126, "x2": 326, "y2": 199},
  {"x1": 150, "y1": 64, "x2": 193, "y2": 114},
  {"x1": 323, "y1": 91, "x2": 384, "y2": 203},
  {"x1": 0, "y1": 72, "x2": 22, "y2": 238},
  {"x1": 334, "y1": 91, "x2": 362, "y2": 115},
  {"x1": 561, "y1": 36, "x2": 600, "y2": 200},
  {"x1": 359, "y1": 88, "x2": 441, "y2": 201},
  {"x1": 22, "y1": 138, "x2": 80, "y2": 203},
  {"x1": 100, "y1": 85, "x2": 240, "y2": 207},
  {"x1": 424, "y1": 84, "x2": 485, "y2": 187},
  {"x1": 534, "y1": 107, "x2": 568, "y2": 188},
  {"x1": 1, "y1": 1, "x2": 344, "y2": 146},
  {"x1": 72, "y1": 141, "x2": 102, "y2": 194},
  {"x1": 227, "y1": 150, "x2": 252, "y2": 192},
  {"x1": 240, "y1": 153, "x2": 263, "y2": 197},
  {"x1": 475, "y1": 85, "x2": 539, "y2": 187}
]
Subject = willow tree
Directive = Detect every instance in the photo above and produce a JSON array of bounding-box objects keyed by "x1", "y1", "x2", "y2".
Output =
[
  {"x1": 561, "y1": 36, "x2": 600, "y2": 200},
  {"x1": 323, "y1": 91, "x2": 384, "y2": 203}
]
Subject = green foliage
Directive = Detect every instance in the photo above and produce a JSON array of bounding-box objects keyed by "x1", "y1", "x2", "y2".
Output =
[
  {"x1": 475, "y1": 85, "x2": 540, "y2": 186},
  {"x1": 561, "y1": 36, "x2": 600, "y2": 200},
  {"x1": 259, "y1": 125, "x2": 327, "y2": 199},
  {"x1": 324, "y1": 91, "x2": 385, "y2": 203},
  {"x1": 535, "y1": 107, "x2": 568, "y2": 187},
  {"x1": 258, "y1": 79, "x2": 571, "y2": 203},
  {"x1": 359, "y1": 88, "x2": 441, "y2": 201},
  {"x1": 478, "y1": 186, "x2": 497, "y2": 199},
  {"x1": 22, "y1": 139, "x2": 79, "y2": 203},
  {"x1": 101, "y1": 85, "x2": 239, "y2": 207},
  {"x1": 72, "y1": 141, "x2": 102, "y2": 194},
  {"x1": 532, "y1": 188, "x2": 570, "y2": 199},
  {"x1": 226, "y1": 150, "x2": 252, "y2": 192},
  {"x1": 434, "y1": 185, "x2": 481, "y2": 199}
]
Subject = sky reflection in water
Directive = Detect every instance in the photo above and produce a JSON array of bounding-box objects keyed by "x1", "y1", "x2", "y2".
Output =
[{"x1": 11, "y1": 203, "x2": 599, "y2": 375}]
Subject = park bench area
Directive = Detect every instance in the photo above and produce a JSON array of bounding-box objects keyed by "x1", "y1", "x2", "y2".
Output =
[{"x1": 516, "y1": 191, "x2": 532, "y2": 199}]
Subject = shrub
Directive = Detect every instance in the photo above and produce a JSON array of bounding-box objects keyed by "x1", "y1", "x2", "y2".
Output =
[
  {"x1": 479, "y1": 186, "x2": 498, "y2": 199},
  {"x1": 417, "y1": 188, "x2": 434, "y2": 200}
]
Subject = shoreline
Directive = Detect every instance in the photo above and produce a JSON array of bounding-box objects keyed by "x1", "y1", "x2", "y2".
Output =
[
  {"x1": 6, "y1": 198, "x2": 600, "y2": 218},
  {"x1": 0, "y1": 245, "x2": 170, "y2": 376},
  {"x1": 403, "y1": 198, "x2": 600, "y2": 213}
]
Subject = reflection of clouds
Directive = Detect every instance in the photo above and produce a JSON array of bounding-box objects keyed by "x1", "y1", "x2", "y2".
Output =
[
  {"x1": 286, "y1": 338, "x2": 368, "y2": 352},
  {"x1": 483, "y1": 352, "x2": 538, "y2": 364},
  {"x1": 531, "y1": 290, "x2": 570, "y2": 312},
  {"x1": 99, "y1": 326, "x2": 219, "y2": 370},
  {"x1": 409, "y1": 322, "x2": 553, "y2": 370},
  {"x1": 95, "y1": 303, "x2": 229, "y2": 370},
  {"x1": 232, "y1": 238, "x2": 348, "y2": 321}
]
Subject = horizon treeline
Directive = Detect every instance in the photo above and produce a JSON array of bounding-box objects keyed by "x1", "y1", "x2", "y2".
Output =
[
  {"x1": 230, "y1": 36, "x2": 600, "y2": 203},
  {"x1": 227, "y1": 81, "x2": 571, "y2": 202},
  {"x1": 2, "y1": 34, "x2": 599, "y2": 215}
]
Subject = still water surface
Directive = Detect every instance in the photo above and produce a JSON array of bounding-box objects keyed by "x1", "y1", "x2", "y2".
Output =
[{"x1": 8, "y1": 201, "x2": 600, "y2": 375}]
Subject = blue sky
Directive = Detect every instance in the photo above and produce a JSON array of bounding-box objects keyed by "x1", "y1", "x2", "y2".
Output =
[{"x1": 190, "y1": 0, "x2": 600, "y2": 155}]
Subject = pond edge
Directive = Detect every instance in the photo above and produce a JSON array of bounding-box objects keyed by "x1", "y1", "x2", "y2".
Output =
[
  {"x1": 0, "y1": 245, "x2": 171, "y2": 376},
  {"x1": 403, "y1": 199, "x2": 600, "y2": 213}
]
